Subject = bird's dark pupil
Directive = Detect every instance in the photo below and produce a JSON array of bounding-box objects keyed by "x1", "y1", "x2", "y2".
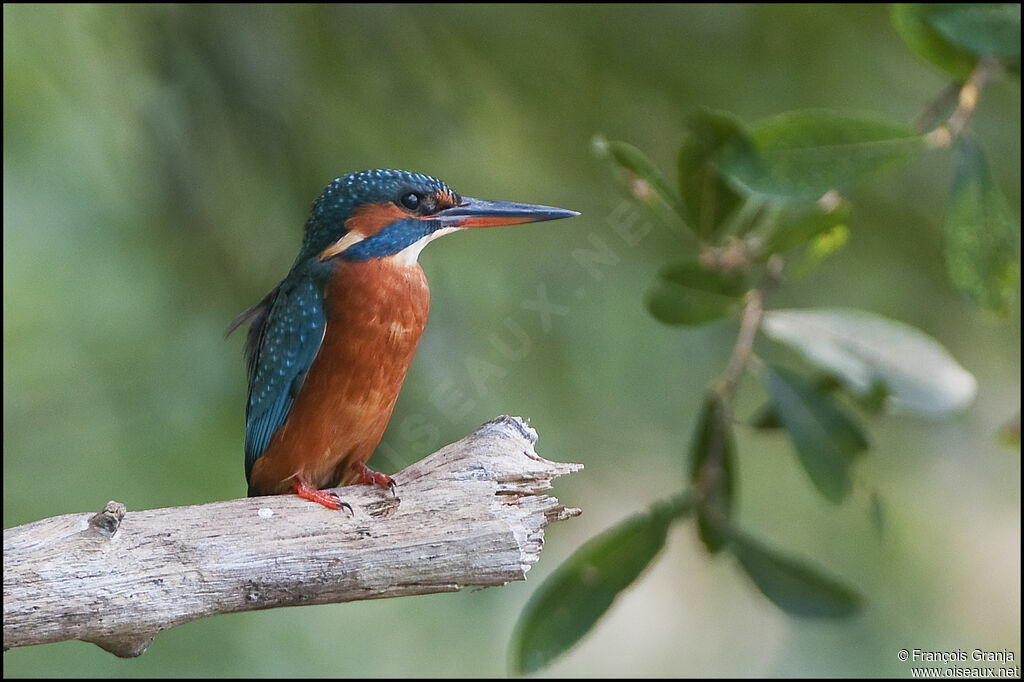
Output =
[{"x1": 401, "y1": 192, "x2": 421, "y2": 210}]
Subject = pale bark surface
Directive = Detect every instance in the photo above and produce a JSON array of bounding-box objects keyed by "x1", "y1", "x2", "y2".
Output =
[{"x1": 3, "y1": 415, "x2": 582, "y2": 657}]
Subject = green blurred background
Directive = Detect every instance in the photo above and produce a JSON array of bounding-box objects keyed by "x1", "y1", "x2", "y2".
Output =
[{"x1": 3, "y1": 4, "x2": 1019, "y2": 677}]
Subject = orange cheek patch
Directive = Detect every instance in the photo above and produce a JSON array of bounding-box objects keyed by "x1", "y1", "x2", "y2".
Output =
[{"x1": 345, "y1": 202, "x2": 409, "y2": 237}]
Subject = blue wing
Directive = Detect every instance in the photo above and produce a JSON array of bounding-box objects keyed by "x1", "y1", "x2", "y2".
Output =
[{"x1": 239, "y1": 274, "x2": 327, "y2": 481}]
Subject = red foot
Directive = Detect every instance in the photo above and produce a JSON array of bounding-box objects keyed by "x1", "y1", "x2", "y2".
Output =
[
  {"x1": 354, "y1": 463, "x2": 397, "y2": 496},
  {"x1": 291, "y1": 476, "x2": 353, "y2": 513}
]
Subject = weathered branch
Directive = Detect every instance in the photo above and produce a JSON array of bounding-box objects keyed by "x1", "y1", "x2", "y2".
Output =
[{"x1": 3, "y1": 415, "x2": 582, "y2": 658}]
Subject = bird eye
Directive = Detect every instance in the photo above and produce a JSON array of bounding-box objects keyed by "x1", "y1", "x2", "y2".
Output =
[{"x1": 399, "y1": 192, "x2": 422, "y2": 211}]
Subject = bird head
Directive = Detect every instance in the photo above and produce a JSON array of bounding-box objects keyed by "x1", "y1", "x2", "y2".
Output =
[{"x1": 299, "y1": 169, "x2": 578, "y2": 265}]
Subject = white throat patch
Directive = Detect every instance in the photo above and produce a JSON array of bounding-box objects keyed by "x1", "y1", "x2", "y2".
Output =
[{"x1": 393, "y1": 226, "x2": 463, "y2": 267}]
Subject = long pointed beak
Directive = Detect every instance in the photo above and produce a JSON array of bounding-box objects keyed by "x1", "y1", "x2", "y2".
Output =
[{"x1": 434, "y1": 197, "x2": 579, "y2": 228}]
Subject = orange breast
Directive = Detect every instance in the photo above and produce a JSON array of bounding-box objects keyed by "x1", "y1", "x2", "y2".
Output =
[{"x1": 247, "y1": 257, "x2": 430, "y2": 495}]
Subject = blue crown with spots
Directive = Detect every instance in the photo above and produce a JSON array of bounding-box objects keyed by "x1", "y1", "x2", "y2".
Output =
[{"x1": 299, "y1": 169, "x2": 454, "y2": 261}]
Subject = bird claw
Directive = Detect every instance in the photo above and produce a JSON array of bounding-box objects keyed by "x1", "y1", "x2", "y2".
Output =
[
  {"x1": 327, "y1": 492, "x2": 354, "y2": 514},
  {"x1": 293, "y1": 476, "x2": 353, "y2": 512},
  {"x1": 354, "y1": 464, "x2": 397, "y2": 495}
]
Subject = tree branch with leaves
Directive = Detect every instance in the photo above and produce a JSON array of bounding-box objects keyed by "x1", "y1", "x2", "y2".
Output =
[{"x1": 511, "y1": 3, "x2": 1020, "y2": 673}]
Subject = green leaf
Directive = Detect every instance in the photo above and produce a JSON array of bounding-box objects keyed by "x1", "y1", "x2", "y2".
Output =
[
  {"x1": 790, "y1": 223, "x2": 850, "y2": 279},
  {"x1": 718, "y1": 109, "x2": 924, "y2": 200},
  {"x1": 945, "y1": 137, "x2": 1020, "y2": 315},
  {"x1": 766, "y1": 199, "x2": 852, "y2": 254},
  {"x1": 645, "y1": 259, "x2": 747, "y2": 326},
  {"x1": 593, "y1": 135, "x2": 686, "y2": 217},
  {"x1": 927, "y1": 4, "x2": 1021, "y2": 59},
  {"x1": 763, "y1": 365, "x2": 868, "y2": 503},
  {"x1": 688, "y1": 391, "x2": 737, "y2": 553},
  {"x1": 731, "y1": 532, "x2": 863, "y2": 618},
  {"x1": 750, "y1": 374, "x2": 843, "y2": 430},
  {"x1": 761, "y1": 308, "x2": 978, "y2": 416},
  {"x1": 511, "y1": 501, "x2": 686, "y2": 673},
  {"x1": 891, "y1": 4, "x2": 979, "y2": 80},
  {"x1": 750, "y1": 407, "x2": 782, "y2": 431},
  {"x1": 752, "y1": 376, "x2": 886, "y2": 430},
  {"x1": 856, "y1": 380, "x2": 892, "y2": 416},
  {"x1": 677, "y1": 107, "x2": 749, "y2": 239}
]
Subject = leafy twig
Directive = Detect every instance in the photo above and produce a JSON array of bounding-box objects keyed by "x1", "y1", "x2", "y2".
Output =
[
  {"x1": 696, "y1": 289, "x2": 764, "y2": 519},
  {"x1": 925, "y1": 57, "x2": 1002, "y2": 148},
  {"x1": 717, "y1": 289, "x2": 765, "y2": 403}
]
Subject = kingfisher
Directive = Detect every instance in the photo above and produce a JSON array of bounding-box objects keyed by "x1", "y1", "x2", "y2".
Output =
[{"x1": 229, "y1": 169, "x2": 578, "y2": 509}]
